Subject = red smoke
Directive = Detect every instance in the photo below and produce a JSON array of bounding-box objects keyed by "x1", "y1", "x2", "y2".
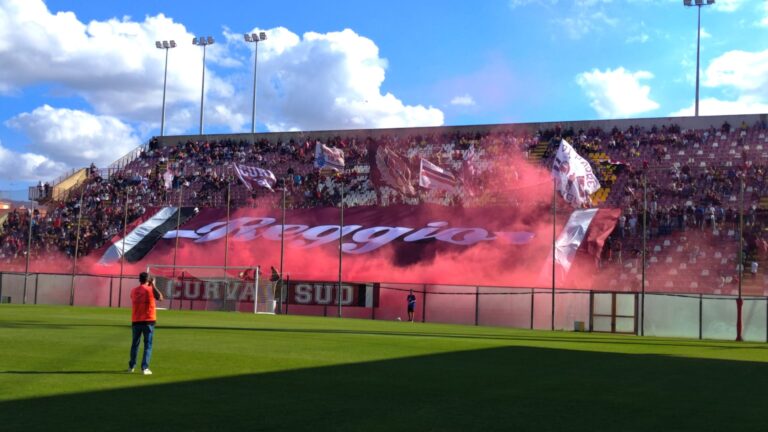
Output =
[{"x1": 80, "y1": 148, "x2": 607, "y2": 291}]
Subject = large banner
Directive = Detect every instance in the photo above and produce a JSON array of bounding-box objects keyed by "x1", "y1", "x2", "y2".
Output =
[
  {"x1": 151, "y1": 275, "x2": 378, "y2": 307},
  {"x1": 98, "y1": 204, "x2": 619, "y2": 288}
]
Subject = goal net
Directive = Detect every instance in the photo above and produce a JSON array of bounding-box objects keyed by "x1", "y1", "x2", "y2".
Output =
[{"x1": 146, "y1": 264, "x2": 276, "y2": 313}]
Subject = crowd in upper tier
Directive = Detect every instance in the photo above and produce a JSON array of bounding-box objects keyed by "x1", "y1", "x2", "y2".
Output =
[{"x1": 2, "y1": 119, "x2": 768, "y2": 292}]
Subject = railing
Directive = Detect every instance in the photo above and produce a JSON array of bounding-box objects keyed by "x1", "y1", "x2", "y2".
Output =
[
  {"x1": 109, "y1": 145, "x2": 147, "y2": 171},
  {"x1": 1, "y1": 270, "x2": 765, "y2": 342},
  {"x1": 27, "y1": 167, "x2": 82, "y2": 201}
]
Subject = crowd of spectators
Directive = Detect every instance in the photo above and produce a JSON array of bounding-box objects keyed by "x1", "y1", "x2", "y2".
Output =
[{"x1": 1, "y1": 118, "x2": 768, "y2": 292}]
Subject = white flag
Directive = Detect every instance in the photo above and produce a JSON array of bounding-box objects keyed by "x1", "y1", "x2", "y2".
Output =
[
  {"x1": 162, "y1": 168, "x2": 174, "y2": 190},
  {"x1": 552, "y1": 139, "x2": 600, "y2": 208}
]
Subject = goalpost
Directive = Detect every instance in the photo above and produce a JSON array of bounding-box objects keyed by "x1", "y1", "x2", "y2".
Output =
[{"x1": 146, "y1": 264, "x2": 276, "y2": 314}]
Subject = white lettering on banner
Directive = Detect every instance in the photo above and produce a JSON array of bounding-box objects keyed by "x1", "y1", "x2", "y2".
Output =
[
  {"x1": 290, "y1": 225, "x2": 363, "y2": 249},
  {"x1": 226, "y1": 283, "x2": 239, "y2": 300},
  {"x1": 261, "y1": 224, "x2": 309, "y2": 241},
  {"x1": 205, "y1": 281, "x2": 218, "y2": 299},
  {"x1": 162, "y1": 218, "x2": 535, "y2": 253},
  {"x1": 402, "y1": 221, "x2": 449, "y2": 242},
  {"x1": 295, "y1": 284, "x2": 312, "y2": 303},
  {"x1": 342, "y1": 227, "x2": 414, "y2": 254},
  {"x1": 316, "y1": 285, "x2": 332, "y2": 304},
  {"x1": 434, "y1": 228, "x2": 495, "y2": 245},
  {"x1": 294, "y1": 283, "x2": 355, "y2": 306},
  {"x1": 231, "y1": 218, "x2": 279, "y2": 241},
  {"x1": 184, "y1": 281, "x2": 201, "y2": 299},
  {"x1": 238, "y1": 284, "x2": 255, "y2": 301},
  {"x1": 159, "y1": 280, "x2": 257, "y2": 301},
  {"x1": 163, "y1": 280, "x2": 175, "y2": 299}
]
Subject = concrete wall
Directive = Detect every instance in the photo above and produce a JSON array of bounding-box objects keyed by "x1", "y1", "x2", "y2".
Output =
[{"x1": 156, "y1": 113, "x2": 768, "y2": 148}]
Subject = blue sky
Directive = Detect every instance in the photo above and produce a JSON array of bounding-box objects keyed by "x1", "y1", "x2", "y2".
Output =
[{"x1": 0, "y1": 0, "x2": 767, "y2": 192}]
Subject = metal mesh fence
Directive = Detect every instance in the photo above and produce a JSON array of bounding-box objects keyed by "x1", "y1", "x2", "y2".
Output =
[{"x1": 2, "y1": 273, "x2": 768, "y2": 342}]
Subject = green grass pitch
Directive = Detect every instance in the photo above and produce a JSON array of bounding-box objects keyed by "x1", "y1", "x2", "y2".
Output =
[{"x1": 1, "y1": 305, "x2": 768, "y2": 431}]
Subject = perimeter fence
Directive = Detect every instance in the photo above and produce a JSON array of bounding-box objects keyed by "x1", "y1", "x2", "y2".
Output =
[{"x1": 1, "y1": 270, "x2": 765, "y2": 343}]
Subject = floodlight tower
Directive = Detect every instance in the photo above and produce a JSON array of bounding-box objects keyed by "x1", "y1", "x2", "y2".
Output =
[
  {"x1": 192, "y1": 36, "x2": 215, "y2": 135},
  {"x1": 244, "y1": 31, "x2": 267, "y2": 135},
  {"x1": 155, "y1": 40, "x2": 176, "y2": 137},
  {"x1": 683, "y1": 0, "x2": 715, "y2": 117}
]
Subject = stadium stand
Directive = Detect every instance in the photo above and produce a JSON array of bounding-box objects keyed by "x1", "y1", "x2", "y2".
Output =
[{"x1": 3, "y1": 116, "x2": 768, "y2": 294}]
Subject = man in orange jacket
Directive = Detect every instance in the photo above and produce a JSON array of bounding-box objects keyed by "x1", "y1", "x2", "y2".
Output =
[{"x1": 128, "y1": 272, "x2": 163, "y2": 375}]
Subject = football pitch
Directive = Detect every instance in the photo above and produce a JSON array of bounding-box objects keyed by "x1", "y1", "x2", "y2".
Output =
[{"x1": 1, "y1": 305, "x2": 768, "y2": 431}]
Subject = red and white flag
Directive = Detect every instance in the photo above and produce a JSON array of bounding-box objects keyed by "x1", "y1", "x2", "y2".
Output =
[
  {"x1": 419, "y1": 158, "x2": 457, "y2": 192},
  {"x1": 314, "y1": 142, "x2": 345, "y2": 172},
  {"x1": 554, "y1": 208, "x2": 620, "y2": 273}
]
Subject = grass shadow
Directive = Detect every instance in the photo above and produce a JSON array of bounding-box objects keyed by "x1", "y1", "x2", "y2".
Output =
[
  {"x1": 4, "y1": 320, "x2": 766, "y2": 351},
  {"x1": 1, "y1": 345, "x2": 767, "y2": 431},
  {"x1": 0, "y1": 370, "x2": 127, "y2": 375}
]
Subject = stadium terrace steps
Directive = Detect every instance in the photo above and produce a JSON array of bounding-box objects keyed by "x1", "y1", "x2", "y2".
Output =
[{"x1": 527, "y1": 141, "x2": 550, "y2": 162}]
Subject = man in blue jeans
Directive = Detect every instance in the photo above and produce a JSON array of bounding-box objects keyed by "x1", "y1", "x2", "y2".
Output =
[{"x1": 128, "y1": 273, "x2": 163, "y2": 375}]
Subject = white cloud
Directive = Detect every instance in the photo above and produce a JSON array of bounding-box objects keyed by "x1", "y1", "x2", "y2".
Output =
[
  {"x1": 0, "y1": 1, "x2": 210, "y2": 119},
  {"x1": 5, "y1": 105, "x2": 141, "y2": 170},
  {"x1": 0, "y1": 0, "x2": 442, "y2": 136},
  {"x1": 699, "y1": 27, "x2": 712, "y2": 38},
  {"x1": 508, "y1": 0, "x2": 558, "y2": 8},
  {"x1": 626, "y1": 32, "x2": 650, "y2": 43},
  {"x1": 244, "y1": 27, "x2": 443, "y2": 131},
  {"x1": 712, "y1": 0, "x2": 745, "y2": 13},
  {"x1": 556, "y1": 11, "x2": 618, "y2": 39},
  {"x1": 703, "y1": 49, "x2": 768, "y2": 92},
  {"x1": 575, "y1": 67, "x2": 659, "y2": 118},
  {"x1": 671, "y1": 48, "x2": 768, "y2": 116},
  {"x1": 670, "y1": 96, "x2": 768, "y2": 117},
  {"x1": 450, "y1": 94, "x2": 477, "y2": 106},
  {"x1": 761, "y1": 1, "x2": 768, "y2": 26},
  {"x1": 0, "y1": 139, "x2": 66, "y2": 182}
]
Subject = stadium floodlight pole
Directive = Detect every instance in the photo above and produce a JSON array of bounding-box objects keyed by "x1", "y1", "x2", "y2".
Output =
[
  {"x1": 683, "y1": 0, "x2": 715, "y2": 117},
  {"x1": 155, "y1": 40, "x2": 176, "y2": 137},
  {"x1": 736, "y1": 178, "x2": 744, "y2": 342},
  {"x1": 338, "y1": 177, "x2": 344, "y2": 318},
  {"x1": 641, "y1": 172, "x2": 647, "y2": 336},
  {"x1": 69, "y1": 184, "x2": 86, "y2": 306},
  {"x1": 244, "y1": 31, "x2": 267, "y2": 135},
  {"x1": 192, "y1": 36, "x2": 215, "y2": 135},
  {"x1": 23, "y1": 208, "x2": 33, "y2": 304}
]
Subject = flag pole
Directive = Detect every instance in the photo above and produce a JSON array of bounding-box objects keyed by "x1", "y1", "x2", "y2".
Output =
[
  {"x1": 23, "y1": 208, "x2": 33, "y2": 304},
  {"x1": 171, "y1": 184, "x2": 183, "y2": 310},
  {"x1": 551, "y1": 170, "x2": 556, "y2": 331},
  {"x1": 278, "y1": 179, "x2": 286, "y2": 313},
  {"x1": 737, "y1": 178, "x2": 745, "y2": 342},
  {"x1": 641, "y1": 172, "x2": 647, "y2": 336},
  {"x1": 69, "y1": 184, "x2": 85, "y2": 306},
  {"x1": 338, "y1": 175, "x2": 344, "y2": 318},
  {"x1": 224, "y1": 179, "x2": 231, "y2": 304}
]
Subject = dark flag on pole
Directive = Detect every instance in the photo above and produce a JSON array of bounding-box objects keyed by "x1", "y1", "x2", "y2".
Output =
[
  {"x1": 373, "y1": 145, "x2": 416, "y2": 196},
  {"x1": 234, "y1": 163, "x2": 277, "y2": 192},
  {"x1": 419, "y1": 158, "x2": 458, "y2": 192}
]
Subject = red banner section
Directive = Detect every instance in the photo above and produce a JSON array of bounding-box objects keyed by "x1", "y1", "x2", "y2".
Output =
[{"x1": 100, "y1": 204, "x2": 619, "y2": 287}]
